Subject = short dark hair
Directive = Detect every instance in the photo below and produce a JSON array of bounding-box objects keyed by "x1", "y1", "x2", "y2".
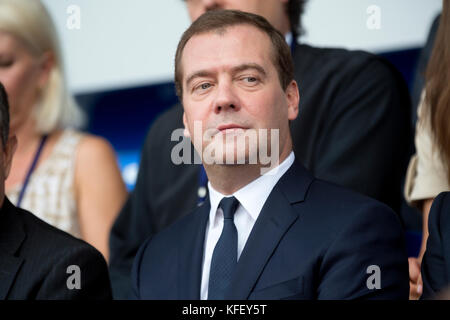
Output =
[
  {"x1": 174, "y1": 10, "x2": 294, "y2": 98},
  {"x1": 181, "y1": 0, "x2": 307, "y2": 39},
  {"x1": 0, "y1": 83, "x2": 10, "y2": 148},
  {"x1": 288, "y1": 0, "x2": 307, "y2": 39}
]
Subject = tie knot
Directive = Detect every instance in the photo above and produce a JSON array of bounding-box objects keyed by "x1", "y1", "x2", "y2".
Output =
[{"x1": 219, "y1": 196, "x2": 239, "y2": 220}]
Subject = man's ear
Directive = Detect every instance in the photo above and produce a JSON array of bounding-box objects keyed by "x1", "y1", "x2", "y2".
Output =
[
  {"x1": 285, "y1": 80, "x2": 299, "y2": 121},
  {"x1": 3, "y1": 135, "x2": 17, "y2": 180},
  {"x1": 182, "y1": 111, "x2": 191, "y2": 138}
]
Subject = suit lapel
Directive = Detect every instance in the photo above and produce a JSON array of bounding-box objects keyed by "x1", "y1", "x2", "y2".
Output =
[
  {"x1": 0, "y1": 198, "x2": 26, "y2": 299},
  {"x1": 0, "y1": 254, "x2": 24, "y2": 300},
  {"x1": 225, "y1": 162, "x2": 314, "y2": 299},
  {"x1": 177, "y1": 197, "x2": 210, "y2": 299}
]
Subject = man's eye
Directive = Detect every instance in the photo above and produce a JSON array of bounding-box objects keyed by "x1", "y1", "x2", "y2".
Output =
[
  {"x1": 241, "y1": 76, "x2": 259, "y2": 85},
  {"x1": 190, "y1": 81, "x2": 214, "y2": 95},
  {"x1": 0, "y1": 60, "x2": 13, "y2": 68},
  {"x1": 193, "y1": 82, "x2": 212, "y2": 93}
]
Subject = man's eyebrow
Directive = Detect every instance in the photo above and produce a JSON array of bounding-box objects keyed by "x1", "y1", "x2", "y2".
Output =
[
  {"x1": 231, "y1": 63, "x2": 267, "y2": 77},
  {"x1": 184, "y1": 63, "x2": 267, "y2": 88},
  {"x1": 185, "y1": 70, "x2": 215, "y2": 88}
]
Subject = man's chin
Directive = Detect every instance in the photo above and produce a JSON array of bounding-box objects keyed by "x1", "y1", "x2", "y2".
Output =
[{"x1": 203, "y1": 149, "x2": 257, "y2": 166}]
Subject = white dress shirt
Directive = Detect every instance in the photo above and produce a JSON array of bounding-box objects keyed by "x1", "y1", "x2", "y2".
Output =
[
  {"x1": 200, "y1": 152, "x2": 295, "y2": 300},
  {"x1": 285, "y1": 32, "x2": 293, "y2": 48}
]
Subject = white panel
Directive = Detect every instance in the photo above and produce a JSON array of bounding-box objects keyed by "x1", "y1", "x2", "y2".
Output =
[
  {"x1": 301, "y1": 0, "x2": 442, "y2": 52},
  {"x1": 40, "y1": 0, "x2": 442, "y2": 93},
  {"x1": 41, "y1": 0, "x2": 191, "y2": 93}
]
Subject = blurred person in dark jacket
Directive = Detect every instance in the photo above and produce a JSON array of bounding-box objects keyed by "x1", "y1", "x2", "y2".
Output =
[{"x1": 0, "y1": 82, "x2": 112, "y2": 300}]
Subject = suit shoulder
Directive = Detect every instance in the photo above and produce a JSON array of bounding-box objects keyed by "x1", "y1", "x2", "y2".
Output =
[
  {"x1": 306, "y1": 178, "x2": 401, "y2": 225},
  {"x1": 429, "y1": 192, "x2": 450, "y2": 233},
  {"x1": 146, "y1": 104, "x2": 183, "y2": 140},
  {"x1": 297, "y1": 43, "x2": 381, "y2": 66},
  {"x1": 141, "y1": 103, "x2": 184, "y2": 156},
  {"x1": 296, "y1": 44, "x2": 399, "y2": 83},
  {"x1": 17, "y1": 206, "x2": 105, "y2": 260}
]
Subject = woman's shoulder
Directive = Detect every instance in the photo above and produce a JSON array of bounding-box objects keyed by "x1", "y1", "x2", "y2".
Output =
[
  {"x1": 72, "y1": 132, "x2": 126, "y2": 200},
  {"x1": 74, "y1": 132, "x2": 118, "y2": 166}
]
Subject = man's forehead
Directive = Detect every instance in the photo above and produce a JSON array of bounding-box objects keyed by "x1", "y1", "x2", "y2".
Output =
[
  {"x1": 187, "y1": 23, "x2": 267, "y2": 43},
  {"x1": 181, "y1": 24, "x2": 273, "y2": 75}
]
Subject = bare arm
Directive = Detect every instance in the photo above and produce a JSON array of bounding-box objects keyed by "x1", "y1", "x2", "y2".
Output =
[
  {"x1": 74, "y1": 135, "x2": 128, "y2": 262},
  {"x1": 409, "y1": 197, "x2": 434, "y2": 299},
  {"x1": 419, "y1": 198, "x2": 434, "y2": 260}
]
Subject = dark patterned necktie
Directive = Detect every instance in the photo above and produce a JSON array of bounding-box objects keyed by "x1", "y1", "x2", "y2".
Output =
[{"x1": 208, "y1": 196, "x2": 240, "y2": 300}]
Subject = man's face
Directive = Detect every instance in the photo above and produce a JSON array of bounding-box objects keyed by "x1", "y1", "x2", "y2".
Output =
[
  {"x1": 185, "y1": 0, "x2": 289, "y2": 33},
  {"x1": 181, "y1": 24, "x2": 298, "y2": 166}
]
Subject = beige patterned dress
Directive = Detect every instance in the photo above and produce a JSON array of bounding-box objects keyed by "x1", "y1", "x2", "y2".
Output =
[
  {"x1": 404, "y1": 91, "x2": 450, "y2": 206},
  {"x1": 7, "y1": 129, "x2": 84, "y2": 238}
]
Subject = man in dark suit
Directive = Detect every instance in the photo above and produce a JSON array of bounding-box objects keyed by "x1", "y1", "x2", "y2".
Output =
[
  {"x1": 421, "y1": 192, "x2": 450, "y2": 299},
  {"x1": 111, "y1": 0, "x2": 411, "y2": 298},
  {"x1": 131, "y1": 10, "x2": 409, "y2": 300},
  {"x1": 0, "y1": 83, "x2": 112, "y2": 300}
]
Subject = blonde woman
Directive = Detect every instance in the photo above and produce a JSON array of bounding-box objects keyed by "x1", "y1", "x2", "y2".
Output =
[{"x1": 0, "y1": 0, "x2": 127, "y2": 261}]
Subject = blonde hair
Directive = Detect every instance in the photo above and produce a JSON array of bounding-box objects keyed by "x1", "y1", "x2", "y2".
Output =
[{"x1": 0, "y1": 0, "x2": 84, "y2": 134}]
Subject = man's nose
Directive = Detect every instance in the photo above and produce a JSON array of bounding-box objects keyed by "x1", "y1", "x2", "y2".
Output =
[{"x1": 213, "y1": 82, "x2": 240, "y2": 114}]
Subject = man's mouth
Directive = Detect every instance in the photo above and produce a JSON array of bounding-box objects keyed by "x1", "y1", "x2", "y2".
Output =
[{"x1": 216, "y1": 124, "x2": 247, "y2": 133}]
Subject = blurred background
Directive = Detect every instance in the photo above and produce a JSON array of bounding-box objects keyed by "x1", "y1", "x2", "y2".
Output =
[{"x1": 40, "y1": 0, "x2": 442, "y2": 190}]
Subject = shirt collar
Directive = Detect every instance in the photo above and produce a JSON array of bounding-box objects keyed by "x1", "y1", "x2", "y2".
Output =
[
  {"x1": 207, "y1": 152, "x2": 295, "y2": 225},
  {"x1": 285, "y1": 32, "x2": 293, "y2": 47}
]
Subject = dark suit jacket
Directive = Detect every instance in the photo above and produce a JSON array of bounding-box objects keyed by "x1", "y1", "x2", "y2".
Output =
[
  {"x1": 421, "y1": 192, "x2": 450, "y2": 299},
  {"x1": 131, "y1": 161, "x2": 409, "y2": 300},
  {"x1": 0, "y1": 197, "x2": 112, "y2": 299},
  {"x1": 110, "y1": 43, "x2": 412, "y2": 298}
]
